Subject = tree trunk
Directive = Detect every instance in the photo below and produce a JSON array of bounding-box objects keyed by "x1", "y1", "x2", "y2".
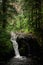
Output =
[{"x1": 2, "y1": 0, "x2": 7, "y2": 28}]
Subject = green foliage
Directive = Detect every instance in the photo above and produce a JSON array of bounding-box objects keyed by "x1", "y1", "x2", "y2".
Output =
[
  {"x1": 0, "y1": 31, "x2": 12, "y2": 51},
  {"x1": 6, "y1": 14, "x2": 29, "y2": 32},
  {"x1": 0, "y1": 0, "x2": 43, "y2": 61},
  {"x1": 0, "y1": 30, "x2": 13, "y2": 61}
]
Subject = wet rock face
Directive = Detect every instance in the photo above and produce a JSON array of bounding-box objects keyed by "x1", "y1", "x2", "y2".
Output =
[{"x1": 16, "y1": 35, "x2": 40, "y2": 57}]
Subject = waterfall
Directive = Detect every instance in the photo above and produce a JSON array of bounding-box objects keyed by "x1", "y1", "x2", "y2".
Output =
[
  {"x1": 10, "y1": 32, "x2": 27, "y2": 60},
  {"x1": 10, "y1": 32, "x2": 22, "y2": 58}
]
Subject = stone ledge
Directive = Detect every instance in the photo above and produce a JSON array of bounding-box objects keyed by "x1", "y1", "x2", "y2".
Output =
[{"x1": 7, "y1": 57, "x2": 32, "y2": 65}]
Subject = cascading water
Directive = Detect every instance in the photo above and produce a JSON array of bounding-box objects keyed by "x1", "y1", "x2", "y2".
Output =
[
  {"x1": 6, "y1": 32, "x2": 34, "y2": 65},
  {"x1": 10, "y1": 32, "x2": 23, "y2": 59}
]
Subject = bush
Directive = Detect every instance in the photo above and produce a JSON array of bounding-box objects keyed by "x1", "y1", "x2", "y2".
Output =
[{"x1": 0, "y1": 30, "x2": 13, "y2": 61}]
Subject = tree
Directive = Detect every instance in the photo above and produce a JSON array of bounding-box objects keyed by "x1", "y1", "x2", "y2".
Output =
[
  {"x1": 2, "y1": 0, "x2": 8, "y2": 28},
  {"x1": 32, "y1": 0, "x2": 41, "y2": 30}
]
